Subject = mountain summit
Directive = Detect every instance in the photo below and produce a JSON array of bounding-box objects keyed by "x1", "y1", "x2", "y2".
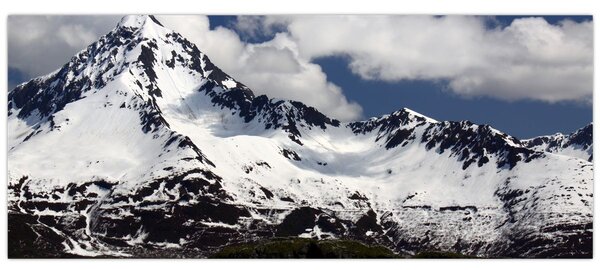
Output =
[{"x1": 7, "y1": 15, "x2": 593, "y2": 258}]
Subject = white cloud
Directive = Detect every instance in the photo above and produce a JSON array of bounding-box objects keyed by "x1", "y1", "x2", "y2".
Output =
[
  {"x1": 233, "y1": 15, "x2": 287, "y2": 41},
  {"x1": 157, "y1": 15, "x2": 363, "y2": 121},
  {"x1": 244, "y1": 46, "x2": 300, "y2": 74},
  {"x1": 57, "y1": 24, "x2": 99, "y2": 47},
  {"x1": 233, "y1": 16, "x2": 265, "y2": 40},
  {"x1": 260, "y1": 15, "x2": 593, "y2": 103},
  {"x1": 8, "y1": 15, "x2": 120, "y2": 78}
]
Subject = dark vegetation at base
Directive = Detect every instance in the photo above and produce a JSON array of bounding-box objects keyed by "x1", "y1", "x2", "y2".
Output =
[
  {"x1": 210, "y1": 238, "x2": 399, "y2": 258},
  {"x1": 413, "y1": 251, "x2": 476, "y2": 258},
  {"x1": 210, "y1": 238, "x2": 479, "y2": 259}
]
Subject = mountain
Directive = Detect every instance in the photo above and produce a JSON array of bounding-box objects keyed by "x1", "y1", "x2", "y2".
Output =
[
  {"x1": 523, "y1": 123, "x2": 593, "y2": 162},
  {"x1": 7, "y1": 15, "x2": 593, "y2": 258}
]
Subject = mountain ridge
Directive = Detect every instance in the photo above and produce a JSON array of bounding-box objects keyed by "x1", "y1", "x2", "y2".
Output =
[{"x1": 523, "y1": 123, "x2": 593, "y2": 162}]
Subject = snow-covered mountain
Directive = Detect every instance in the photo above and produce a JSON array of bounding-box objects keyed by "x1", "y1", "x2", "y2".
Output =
[
  {"x1": 523, "y1": 123, "x2": 593, "y2": 162},
  {"x1": 7, "y1": 15, "x2": 593, "y2": 258}
]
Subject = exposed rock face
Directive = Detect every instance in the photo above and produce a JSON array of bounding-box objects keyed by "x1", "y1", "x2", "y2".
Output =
[{"x1": 7, "y1": 15, "x2": 593, "y2": 258}]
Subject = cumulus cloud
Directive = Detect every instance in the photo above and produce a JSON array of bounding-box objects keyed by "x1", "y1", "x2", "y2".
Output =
[
  {"x1": 257, "y1": 15, "x2": 593, "y2": 103},
  {"x1": 233, "y1": 15, "x2": 287, "y2": 41},
  {"x1": 8, "y1": 15, "x2": 120, "y2": 80},
  {"x1": 157, "y1": 15, "x2": 363, "y2": 121}
]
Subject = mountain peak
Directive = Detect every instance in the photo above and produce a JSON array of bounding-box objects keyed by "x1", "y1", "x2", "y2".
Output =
[{"x1": 116, "y1": 15, "x2": 164, "y2": 29}]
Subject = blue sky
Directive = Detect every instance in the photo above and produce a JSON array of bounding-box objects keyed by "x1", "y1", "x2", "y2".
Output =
[{"x1": 8, "y1": 15, "x2": 593, "y2": 139}]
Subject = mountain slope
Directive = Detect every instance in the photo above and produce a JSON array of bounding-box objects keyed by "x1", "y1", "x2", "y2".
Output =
[{"x1": 7, "y1": 15, "x2": 593, "y2": 258}]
